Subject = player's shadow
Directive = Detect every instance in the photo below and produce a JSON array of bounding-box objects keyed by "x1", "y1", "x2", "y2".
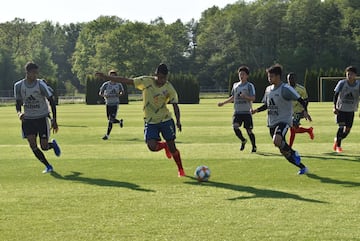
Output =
[
  {"x1": 184, "y1": 177, "x2": 326, "y2": 203},
  {"x1": 51, "y1": 171, "x2": 155, "y2": 192},
  {"x1": 306, "y1": 173, "x2": 360, "y2": 187}
]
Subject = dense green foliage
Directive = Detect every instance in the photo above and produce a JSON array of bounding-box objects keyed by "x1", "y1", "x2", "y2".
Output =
[
  {"x1": 1, "y1": 101, "x2": 360, "y2": 240},
  {"x1": 1, "y1": 0, "x2": 360, "y2": 97}
]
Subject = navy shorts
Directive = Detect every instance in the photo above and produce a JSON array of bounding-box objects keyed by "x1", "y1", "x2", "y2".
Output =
[
  {"x1": 232, "y1": 113, "x2": 253, "y2": 129},
  {"x1": 144, "y1": 119, "x2": 176, "y2": 142},
  {"x1": 22, "y1": 117, "x2": 50, "y2": 139},
  {"x1": 336, "y1": 111, "x2": 354, "y2": 128},
  {"x1": 292, "y1": 111, "x2": 305, "y2": 127}
]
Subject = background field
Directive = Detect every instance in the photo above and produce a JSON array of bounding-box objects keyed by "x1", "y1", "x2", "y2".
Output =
[{"x1": 1, "y1": 100, "x2": 359, "y2": 241}]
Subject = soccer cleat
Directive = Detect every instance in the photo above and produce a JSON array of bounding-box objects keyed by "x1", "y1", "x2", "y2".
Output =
[
  {"x1": 240, "y1": 139, "x2": 247, "y2": 151},
  {"x1": 251, "y1": 146, "x2": 257, "y2": 153},
  {"x1": 178, "y1": 169, "x2": 186, "y2": 177},
  {"x1": 297, "y1": 167, "x2": 308, "y2": 175},
  {"x1": 42, "y1": 165, "x2": 53, "y2": 174},
  {"x1": 164, "y1": 144, "x2": 172, "y2": 159},
  {"x1": 292, "y1": 151, "x2": 301, "y2": 165},
  {"x1": 336, "y1": 146, "x2": 343, "y2": 153},
  {"x1": 120, "y1": 119, "x2": 123, "y2": 128},
  {"x1": 309, "y1": 127, "x2": 314, "y2": 140},
  {"x1": 52, "y1": 139, "x2": 61, "y2": 157},
  {"x1": 333, "y1": 138, "x2": 337, "y2": 151},
  {"x1": 102, "y1": 135, "x2": 109, "y2": 140}
]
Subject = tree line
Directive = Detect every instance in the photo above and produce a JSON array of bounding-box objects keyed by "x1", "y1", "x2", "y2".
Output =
[{"x1": 0, "y1": 0, "x2": 359, "y2": 101}]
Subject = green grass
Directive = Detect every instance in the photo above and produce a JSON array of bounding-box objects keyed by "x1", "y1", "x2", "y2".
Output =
[{"x1": 0, "y1": 100, "x2": 359, "y2": 241}]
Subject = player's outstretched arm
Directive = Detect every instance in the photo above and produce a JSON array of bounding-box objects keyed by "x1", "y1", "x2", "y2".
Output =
[{"x1": 95, "y1": 72, "x2": 134, "y2": 85}]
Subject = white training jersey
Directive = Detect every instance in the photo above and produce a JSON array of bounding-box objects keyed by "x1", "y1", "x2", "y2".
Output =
[
  {"x1": 99, "y1": 81, "x2": 124, "y2": 106},
  {"x1": 231, "y1": 81, "x2": 256, "y2": 114},
  {"x1": 262, "y1": 82, "x2": 300, "y2": 127},
  {"x1": 14, "y1": 79, "x2": 52, "y2": 119},
  {"x1": 334, "y1": 79, "x2": 360, "y2": 112}
]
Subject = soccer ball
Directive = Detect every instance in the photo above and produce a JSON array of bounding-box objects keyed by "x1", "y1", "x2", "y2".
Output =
[{"x1": 194, "y1": 165, "x2": 211, "y2": 182}]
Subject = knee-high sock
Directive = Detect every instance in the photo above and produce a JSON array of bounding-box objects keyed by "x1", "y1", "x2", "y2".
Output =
[
  {"x1": 248, "y1": 132, "x2": 256, "y2": 148},
  {"x1": 172, "y1": 150, "x2": 184, "y2": 170},
  {"x1": 279, "y1": 142, "x2": 305, "y2": 168},
  {"x1": 289, "y1": 127, "x2": 296, "y2": 147},
  {"x1": 336, "y1": 127, "x2": 345, "y2": 147},
  {"x1": 233, "y1": 128, "x2": 245, "y2": 141},
  {"x1": 107, "y1": 122, "x2": 113, "y2": 135},
  {"x1": 33, "y1": 147, "x2": 51, "y2": 167}
]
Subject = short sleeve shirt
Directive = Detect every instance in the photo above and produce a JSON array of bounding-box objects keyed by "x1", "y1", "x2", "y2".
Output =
[{"x1": 133, "y1": 76, "x2": 178, "y2": 123}]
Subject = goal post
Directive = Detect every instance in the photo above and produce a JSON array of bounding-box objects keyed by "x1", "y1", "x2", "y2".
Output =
[{"x1": 319, "y1": 77, "x2": 343, "y2": 102}]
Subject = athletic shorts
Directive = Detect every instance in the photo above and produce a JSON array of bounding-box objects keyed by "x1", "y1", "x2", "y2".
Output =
[
  {"x1": 336, "y1": 111, "x2": 354, "y2": 128},
  {"x1": 232, "y1": 113, "x2": 253, "y2": 129},
  {"x1": 269, "y1": 122, "x2": 290, "y2": 140},
  {"x1": 22, "y1": 117, "x2": 50, "y2": 139},
  {"x1": 292, "y1": 111, "x2": 305, "y2": 127},
  {"x1": 106, "y1": 105, "x2": 118, "y2": 120},
  {"x1": 144, "y1": 119, "x2": 176, "y2": 142}
]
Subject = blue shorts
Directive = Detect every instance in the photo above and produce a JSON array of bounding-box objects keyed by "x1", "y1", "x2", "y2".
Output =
[{"x1": 144, "y1": 119, "x2": 176, "y2": 141}]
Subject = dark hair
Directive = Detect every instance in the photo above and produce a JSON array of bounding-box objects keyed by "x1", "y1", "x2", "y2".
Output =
[
  {"x1": 287, "y1": 72, "x2": 296, "y2": 81},
  {"x1": 266, "y1": 64, "x2": 282, "y2": 76},
  {"x1": 345, "y1": 66, "x2": 357, "y2": 74},
  {"x1": 156, "y1": 63, "x2": 168, "y2": 75},
  {"x1": 108, "y1": 69, "x2": 117, "y2": 75},
  {"x1": 25, "y1": 62, "x2": 38, "y2": 72},
  {"x1": 238, "y1": 65, "x2": 250, "y2": 75}
]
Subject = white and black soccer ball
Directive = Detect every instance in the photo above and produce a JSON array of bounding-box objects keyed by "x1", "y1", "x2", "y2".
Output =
[{"x1": 194, "y1": 165, "x2": 211, "y2": 182}]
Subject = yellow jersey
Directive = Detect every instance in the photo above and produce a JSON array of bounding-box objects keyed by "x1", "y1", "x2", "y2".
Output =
[
  {"x1": 292, "y1": 84, "x2": 308, "y2": 113},
  {"x1": 134, "y1": 76, "x2": 178, "y2": 124}
]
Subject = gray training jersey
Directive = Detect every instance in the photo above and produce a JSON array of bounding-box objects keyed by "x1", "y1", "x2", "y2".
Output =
[
  {"x1": 262, "y1": 82, "x2": 300, "y2": 127},
  {"x1": 334, "y1": 79, "x2": 360, "y2": 112},
  {"x1": 232, "y1": 81, "x2": 256, "y2": 114},
  {"x1": 14, "y1": 79, "x2": 52, "y2": 119},
  {"x1": 99, "y1": 81, "x2": 124, "y2": 106}
]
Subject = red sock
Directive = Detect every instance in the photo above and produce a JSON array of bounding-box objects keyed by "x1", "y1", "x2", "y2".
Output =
[
  {"x1": 295, "y1": 127, "x2": 308, "y2": 133},
  {"x1": 172, "y1": 150, "x2": 184, "y2": 170},
  {"x1": 289, "y1": 127, "x2": 296, "y2": 147},
  {"x1": 155, "y1": 141, "x2": 166, "y2": 151}
]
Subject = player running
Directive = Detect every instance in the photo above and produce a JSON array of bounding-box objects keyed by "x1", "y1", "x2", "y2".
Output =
[
  {"x1": 14, "y1": 62, "x2": 61, "y2": 174},
  {"x1": 99, "y1": 70, "x2": 125, "y2": 140},
  {"x1": 332, "y1": 66, "x2": 359, "y2": 153},
  {"x1": 287, "y1": 72, "x2": 314, "y2": 147},
  {"x1": 95, "y1": 63, "x2": 185, "y2": 177},
  {"x1": 252, "y1": 64, "x2": 311, "y2": 175},
  {"x1": 218, "y1": 65, "x2": 257, "y2": 152}
]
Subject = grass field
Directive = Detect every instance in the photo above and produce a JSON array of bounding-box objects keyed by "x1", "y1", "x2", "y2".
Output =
[{"x1": 0, "y1": 100, "x2": 359, "y2": 241}]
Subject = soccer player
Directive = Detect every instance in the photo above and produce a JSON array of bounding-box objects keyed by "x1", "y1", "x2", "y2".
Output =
[
  {"x1": 14, "y1": 62, "x2": 61, "y2": 174},
  {"x1": 252, "y1": 64, "x2": 311, "y2": 175},
  {"x1": 287, "y1": 72, "x2": 314, "y2": 147},
  {"x1": 99, "y1": 70, "x2": 125, "y2": 140},
  {"x1": 95, "y1": 63, "x2": 185, "y2": 177},
  {"x1": 218, "y1": 65, "x2": 257, "y2": 152},
  {"x1": 332, "y1": 66, "x2": 359, "y2": 153}
]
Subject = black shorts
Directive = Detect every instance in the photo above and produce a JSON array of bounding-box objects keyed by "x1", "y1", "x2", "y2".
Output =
[
  {"x1": 106, "y1": 105, "x2": 118, "y2": 120},
  {"x1": 269, "y1": 122, "x2": 290, "y2": 139},
  {"x1": 336, "y1": 111, "x2": 354, "y2": 128},
  {"x1": 233, "y1": 113, "x2": 253, "y2": 129},
  {"x1": 22, "y1": 117, "x2": 50, "y2": 139}
]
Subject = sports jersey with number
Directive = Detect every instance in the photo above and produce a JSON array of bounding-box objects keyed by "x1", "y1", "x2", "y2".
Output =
[
  {"x1": 14, "y1": 79, "x2": 52, "y2": 119},
  {"x1": 292, "y1": 84, "x2": 308, "y2": 113},
  {"x1": 99, "y1": 81, "x2": 124, "y2": 106},
  {"x1": 262, "y1": 82, "x2": 300, "y2": 127},
  {"x1": 334, "y1": 79, "x2": 360, "y2": 112},
  {"x1": 133, "y1": 76, "x2": 178, "y2": 124},
  {"x1": 231, "y1": 81, "x2": 255, "y2": 114}
]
